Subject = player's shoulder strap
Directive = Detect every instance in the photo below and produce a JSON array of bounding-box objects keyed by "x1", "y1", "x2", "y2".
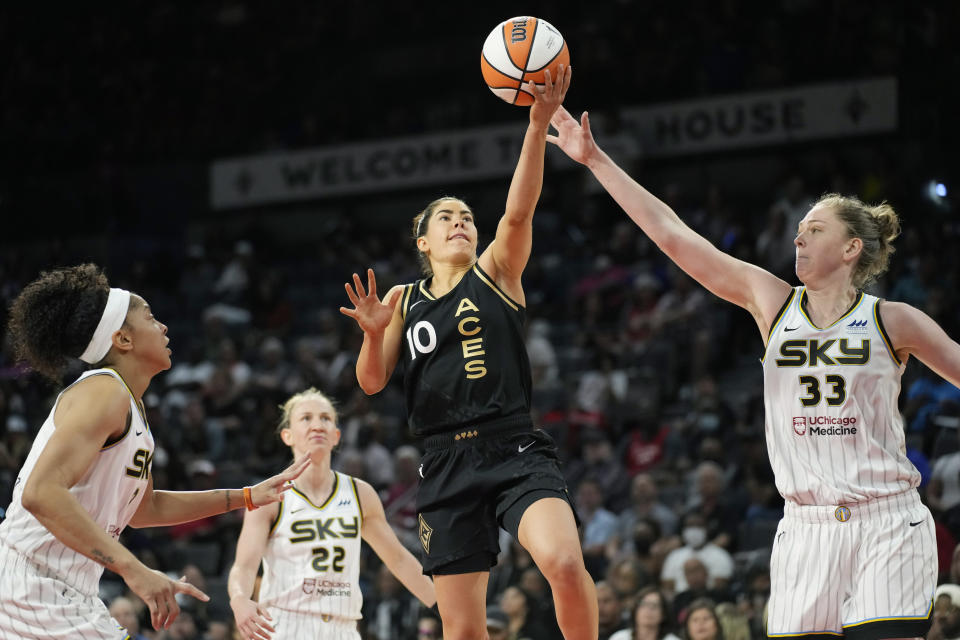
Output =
[
  {"x1": 872, "y1": 295, "x2": 903, "y2": 366},
  {"x1": 401, "y1": 280, "x2": 423, "y2": 321},
  {"x1": 766, "y1": 286, "x2": 800, "y2": 342},
  {"x1": 470, "y1": 263, "x2": 521, "y2": 312},
  {"x1": 340, "y1": 472, "x2": 365, "y2": 524}
]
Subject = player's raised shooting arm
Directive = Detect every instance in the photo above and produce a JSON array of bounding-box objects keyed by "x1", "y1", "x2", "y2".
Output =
[
  {"x1": 548, "y1": 106, "x2": 792, "y2": 335},
  {"x1": 481, "y1": 65, "x2": 571, "y2": 300},
  {"x1": 590, "y1": 153, "x2": 791, "y2": 330}
]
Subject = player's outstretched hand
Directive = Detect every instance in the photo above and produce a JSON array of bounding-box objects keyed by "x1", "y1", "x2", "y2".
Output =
[
  {"x1": 546, "y1": 105, "x2": 599, "y2": 166},
  {"x1": 125, "y1": 567, "x2": 209, "y2": 631},
  {"x1": 232, "y1": 596, "x2": 276, "y2": 640},
  {"x1": 339, "y1": 268, "x2": 402, "y2": 335},
  {"x1": 249, "y1": 456, "x2": 311, "y2": 507},
  {"x1": 529, "y1": 63, "x2": 572, "y2": 129}
]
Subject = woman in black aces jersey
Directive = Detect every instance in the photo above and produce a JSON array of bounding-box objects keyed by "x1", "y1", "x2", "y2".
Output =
[{"x1": 341, "y1": 65, "x2": 598, "y2": 640}]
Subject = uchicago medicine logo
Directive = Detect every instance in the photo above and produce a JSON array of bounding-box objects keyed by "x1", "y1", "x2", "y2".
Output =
[{"x1": 793, "y1": 415, "x2": 858, "y2": 436}]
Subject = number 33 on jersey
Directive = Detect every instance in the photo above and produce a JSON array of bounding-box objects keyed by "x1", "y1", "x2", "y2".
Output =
[{"x1": 762, "y1": 288, "x2": 919, "y2": 505}]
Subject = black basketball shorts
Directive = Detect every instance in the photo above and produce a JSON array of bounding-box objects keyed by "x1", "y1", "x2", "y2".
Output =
[{"x1": 415, "y1": 417, "x2": 577, "y2": 575}]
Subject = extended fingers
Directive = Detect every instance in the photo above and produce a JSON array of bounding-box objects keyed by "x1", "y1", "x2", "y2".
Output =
[
  {"x1": 551, "y1": 105, "x2": 574, "y2": 128},
  {"x1": 558, "y1": 64, "x2": 572, "y2": 98},
  {"x1": 279, "y1": 459, "x2": 310, "y2": 487},
  {"x1": 343, "y1": 282, "x2": 360, "y2": 307},
  {"x1": 366, "y1": 268, "x2": 377, "y2": 298},
  {"x1": 244, "y1": 614, "x2": 274, "y2": 640},
  {"x1": 176, "y1": 578, "x2": 210, "y2": 602},
  {"x1": 149, "y1": 599, "x2": 161, "y2": 630},
  {"x1": 156, "y1": 595, "x2": 179, "y2": 630},
  {"x1": 540, "y1": 64, "x2": 568, "y2": 101},
  {"x1": 256, "y1": 609, "x2": 276, "y2": 634},
  {"x1": 285, "y1": 455, "x2": 312, "y2": 478},
  {"x1": 352, "y1": 272, "x2": 367, "y2": 298}
]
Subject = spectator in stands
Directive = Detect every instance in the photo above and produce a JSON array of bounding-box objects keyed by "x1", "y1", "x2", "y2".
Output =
[
  {"x1": 605, "y1": 556, "x2": 649, "y2": 615},
  {"x1": 576, "y1": 475, "x2": 620, "y2": 578},
  {"x1": 596, "y1": 580, "x2": 626, "y2": 640},
  {"x1": 109, "y1": 596, "x2": 150, "y2": 640},
  {"x1": 383, "y1": 444, "x2": 421, "y2": 551},
  {"x1": 609, "y1": 586, "x2": 680, "y2": 640},
  {"x1": 616, "y1": 473, "x2": 679, "y2": 550},
  {"x1": 486, "y1": 605, "x2": 510, "y2": 640},
  {"x1": 660, "y1": 512, "x2": 734, "y2": 596},
  {"x1": 416, "y1": 611, "x2": 443, "y2": 640},
  {"x1": 499, "y1": 585, "x2": 552, "y2": 640},
  {"x1": 930, "y1": 583, "x2": 960, "y2": 640},
  {"x1": 681, "y1": 599, "x2": 722, "y2": 640},
  {"x1": 567, "y1": 430, "x2": 631, "y2": 511},
  {"x1": 685, "y1": 461, "x2": 744, "y2": 550},
  {"x1": 713, "y1": 603, "x2": 750, "y2": 640},
  {"x1": 671, "y1": 557, "x2": 730, "y2": 623}
]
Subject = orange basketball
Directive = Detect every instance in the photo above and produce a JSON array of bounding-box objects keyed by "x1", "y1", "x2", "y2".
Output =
[{"x1": 480, "y1": 16, "x2": 570, "y2": 106}]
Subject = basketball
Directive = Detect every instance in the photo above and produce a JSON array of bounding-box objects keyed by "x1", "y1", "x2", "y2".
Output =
[{"x1": 480, "y1": 16, "x2": 570, "y2": 106}]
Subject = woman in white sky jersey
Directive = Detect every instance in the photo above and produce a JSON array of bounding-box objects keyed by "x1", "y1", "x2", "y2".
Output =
[
  {"x1": 547, "y1": 107, "x2": 960, "y2": 639},
  {"x1": 228, "y1": 388, "x2": 436, "y2": 640},
  {"x1": 0, "y1": 264, "x2": 309, "y2": 639}
]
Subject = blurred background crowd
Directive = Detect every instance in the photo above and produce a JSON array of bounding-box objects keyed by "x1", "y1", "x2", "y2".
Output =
[{"x1": 2, "y1": 1, "x2": 960, "y2": 639}]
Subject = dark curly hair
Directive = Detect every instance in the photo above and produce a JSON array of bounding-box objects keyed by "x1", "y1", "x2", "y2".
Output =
[{"x1": 8, "y1": 264, "x2": 128, "y2": 380}]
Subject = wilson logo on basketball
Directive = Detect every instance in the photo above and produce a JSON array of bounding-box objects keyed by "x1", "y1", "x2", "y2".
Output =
[{"x1": 510, "y1": 18, "x2": 529, "y2": 43}]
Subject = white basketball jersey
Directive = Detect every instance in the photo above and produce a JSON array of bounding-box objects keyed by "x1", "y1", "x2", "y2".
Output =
[
  {"x1": 0, "y1": 368, "x2": 154, "y2": 596},
  {"x1": 762, "y1": 287, "x2": 919, "y2": 505},
  {"x1": 258, "y1": 472, "x2": 363, "y2": 620}
]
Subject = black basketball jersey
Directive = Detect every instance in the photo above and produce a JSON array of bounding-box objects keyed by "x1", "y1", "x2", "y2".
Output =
[{"x1": 400, "y1": 263, "x2": 532, "y2": 437}]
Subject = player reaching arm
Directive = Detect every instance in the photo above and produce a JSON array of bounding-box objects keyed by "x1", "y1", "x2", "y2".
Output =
[{"x1": 548, "y1": 104, "x2": 960, "y2": 639}]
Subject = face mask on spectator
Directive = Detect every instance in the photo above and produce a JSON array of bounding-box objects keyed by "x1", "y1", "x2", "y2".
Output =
[{"x1": 682, "y1": 526, "x2": 707, "y2": 549}]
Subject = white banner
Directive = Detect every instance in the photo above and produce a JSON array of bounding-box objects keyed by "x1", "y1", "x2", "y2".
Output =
[
  {"x1": 623, "y1": 76, "x2": 897, "y2": 156},
  {"x1": 210, "y1": 123, "x2": 527, "y2": 210},
  {"x1": 210, "y1": 77, "x2": 897, "y2": 210}
]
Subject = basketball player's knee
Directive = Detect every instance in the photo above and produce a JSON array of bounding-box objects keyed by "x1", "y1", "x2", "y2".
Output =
[{"x1": 539, "y1": 549, "x2": 586, "y2": 588}]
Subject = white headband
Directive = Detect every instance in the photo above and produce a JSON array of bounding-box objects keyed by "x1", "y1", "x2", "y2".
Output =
[{"x1": 79, "y1": 288, "x2": 131, "y2": 364}]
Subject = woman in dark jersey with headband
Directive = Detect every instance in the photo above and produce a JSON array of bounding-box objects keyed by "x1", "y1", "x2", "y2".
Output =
[{"x1": 341, "y1": 65, "x2": 598, "y2": 640}]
